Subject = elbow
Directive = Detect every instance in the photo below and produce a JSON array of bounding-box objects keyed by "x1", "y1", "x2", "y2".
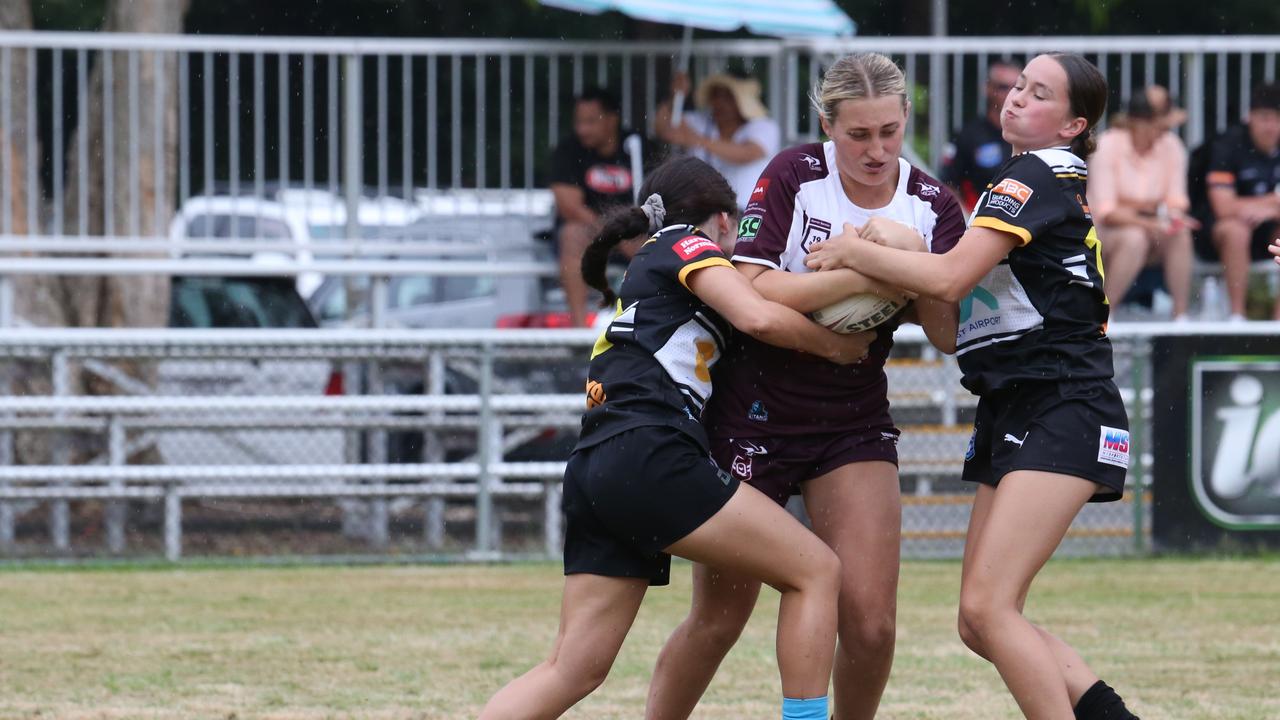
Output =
[
  {"x1": 935, "y1": 278, "x2": 970, "y2": 305},
  {"x1": 737, "y1": 308, "x2": 785, "y2": 341}
]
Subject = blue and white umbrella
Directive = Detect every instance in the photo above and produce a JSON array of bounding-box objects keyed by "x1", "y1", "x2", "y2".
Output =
[
  {"x1": 539, "y1": 0, "x2": 856, "y2": 38},
  {"x1": 541, "y1": 0, "x2": 856, "y2": 198}
]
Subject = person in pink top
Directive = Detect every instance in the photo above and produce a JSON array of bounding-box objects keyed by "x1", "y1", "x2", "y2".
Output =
[{"x1": 1089, "y1": 91, "x2": 1198, "y2": 320}]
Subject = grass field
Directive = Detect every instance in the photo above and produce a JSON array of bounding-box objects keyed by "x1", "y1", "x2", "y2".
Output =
[{"x1": 0, "y1": 558, "x2": 1277, "y2": 719}]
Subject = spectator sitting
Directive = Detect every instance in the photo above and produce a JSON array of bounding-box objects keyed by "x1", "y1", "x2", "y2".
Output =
[
  {"x1": 1194, "y1": 82, "x2": 1280, "y2": 321},
  {"x1": 1089, "y1": 91, "x2": 1197, "y2": 321},
  {"x1": 655, "y1": 71, "x2": 780, "y2": 213},
  {"x1": 941, "y1": 60, "x2": 1021, "y2": 211},
  {"x1": 549, "y1": 88, "x2": 651, "y2": 327}
]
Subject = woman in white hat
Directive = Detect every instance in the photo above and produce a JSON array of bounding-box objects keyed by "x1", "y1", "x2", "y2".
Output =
[{"x1": 657, "y1": 71, "x2": 782, "y2": 212}]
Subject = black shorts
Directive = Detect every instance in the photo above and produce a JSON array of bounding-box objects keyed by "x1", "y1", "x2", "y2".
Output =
[
  {"x1": 710, "y1": 427, "x2": 900, "y2": 507},
  {"x1": 962, "y1": 379, "x2": 1129, "y2": 502},
  {"x1": 562, "y1": 425, "x2": 738, "y2": 586},
  {"x1": 1192, "y1": 216, "x2": 1279, "y2": 262}
]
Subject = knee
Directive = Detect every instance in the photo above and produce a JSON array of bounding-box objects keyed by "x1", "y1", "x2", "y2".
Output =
[
  {"x1": 549, "y1": 652, "x2": 611, "y2": 698},
  {"x1": 839, "y1": 607, "x2": 896, "y2": 658},
  {"x1": 687, "y1": 609, "x2": 751, "y2": 651},
  {"x1": 1214, "y1": 220, "x2": 1252, "y2": 250},
  {"x1": 956, "y1": 589, "x2": 1006, "y2": 654},
  {"x1": 956, "y1": 608, "x2": 987, "y2": 657}
]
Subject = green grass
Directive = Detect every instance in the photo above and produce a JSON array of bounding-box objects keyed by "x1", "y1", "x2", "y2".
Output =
[{"x1": 0, "y1": 558, "x2": 1277, "y2": 718}]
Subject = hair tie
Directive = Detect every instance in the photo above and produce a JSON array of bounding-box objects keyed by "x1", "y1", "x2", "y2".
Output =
[{"x1": 639, "y1": 193, "x2": 666, "y2": 234}]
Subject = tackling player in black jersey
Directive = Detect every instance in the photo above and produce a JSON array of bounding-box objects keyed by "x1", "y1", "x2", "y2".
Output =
[
  {"x1": 806, "y1": 54, "x2": 1142, "y2": 720},
  {"x1": 480, "y1": 157, "x2": 875, "y2": 720}
]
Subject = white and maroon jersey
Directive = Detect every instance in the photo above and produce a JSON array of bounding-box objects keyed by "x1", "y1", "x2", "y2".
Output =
[{"x1": 707, "y1": 142, "x2": 966, "y2": 438}]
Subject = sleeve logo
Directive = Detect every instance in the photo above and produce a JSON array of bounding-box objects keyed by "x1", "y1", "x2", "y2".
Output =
[
  {"x1": 986, "y1": 177, "x2": 1034, "y2": 217},
  {"x1": 749, "y1": 178, "x2": 771, "y2": 200},
  {"x1": 674, "y1": 235, "x2": 721, "y2": 260},
  {"x1": 738, "y1": 215, "x2": 762, "y2": 240}
]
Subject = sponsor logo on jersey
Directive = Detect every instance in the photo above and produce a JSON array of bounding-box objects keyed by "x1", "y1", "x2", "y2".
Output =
[
  {"x1": 799, "y1": 153, "x2": 823, "y2": 171},
  {"x1": 748, "y1": 400, "x2": 769, "y2": 422},
  {"x1": 584, "y1": 163, "x2": 633, "y2": 194},
  {"x1": 965, "y1": 429, "x2": 976, "y2": 461},
  {"x1": 738, "y1": 214, "x2": 762, "y2": 241},
  {"x1": 585, "y1": 379, "x2": 606, "y2": 409},
  {"x1": 674, "y1": 235, "x2": 720, "y2": 261},
  {"x1": 1097, "y1": 425, "x2": 1130, "y2": 468},
  {"x1": 1003, "y1": 432, "x2": 1028, "y2": 447},
  {"x1": 915, "y1": 180, "x2": 941, "y2": 198},
  {"x1": 987, "y1": 177, "x2": 1034, "y2": 217},
  {"x1": 800, "y1": 215, "x2": 833, "y2": 252},
  {"x1": 750, "y1": 178, "x2": 771, "y2": 199}
]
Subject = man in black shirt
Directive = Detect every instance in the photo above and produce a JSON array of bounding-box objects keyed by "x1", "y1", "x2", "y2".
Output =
[
  {"x1": 941, "y1": 61, "x2": 1020, "y2": 212},
  {"x1": 1197, "y1": 82, "x2": 1280, "y2": 320},
  {"x1": 549, "y1": 88, "x2": 648, "y2": 327}
]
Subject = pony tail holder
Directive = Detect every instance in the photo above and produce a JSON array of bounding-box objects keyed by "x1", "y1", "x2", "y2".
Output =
[{"x1": 640, "y1": 193, "x2": 667, "y2": 234}]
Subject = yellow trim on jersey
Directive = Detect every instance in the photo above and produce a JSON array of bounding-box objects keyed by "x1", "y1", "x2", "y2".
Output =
[
  {"x1": 589, "y1": 299, "x2": 623, "y2": 359},
  {"x1": 677, "y1": 256, "x2": 734, "y2": 289},
  {"x1": 971, "y1": 216, "x2": 1033, "y2": 246},
  {"x1": 1055, "y1": 173, "x2": 1086, "y2": 180},
  {"x1": 1085, "y1": 226, "x2": 1109, "y2": 304}
]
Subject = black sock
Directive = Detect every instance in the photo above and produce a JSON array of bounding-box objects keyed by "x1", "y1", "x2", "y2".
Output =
[{"x1": 1073, "y1": 680, "x2": 1139, "y2": 720}]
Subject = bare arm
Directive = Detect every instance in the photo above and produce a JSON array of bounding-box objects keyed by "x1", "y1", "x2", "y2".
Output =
[
  {"x1": 1208, "y1": 186, "x2": 1280, "y2": 226},
  {"x1": 910, "y1": 297, "x2": 959, "y2": 354},
  {"x1": 805, "y1": 224, "x2": 1019, "y2": 304},
  {"x1": 737, "y1": 262, "x2": 909, "y2": 314},
  {"x1": 695, "y1": 135, "x2": 768, "y2": 164},
  {"x1": 686, "y1": 265, "x2": 874, "y2": 365},
  {"x1": 551, "y1": 183, "x2": 599, "y2": 226}
]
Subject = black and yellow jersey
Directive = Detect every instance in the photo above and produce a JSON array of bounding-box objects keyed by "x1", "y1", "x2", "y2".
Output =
[
  {"x1": 957, "y1": 146, "x2": 1113, "y2": 396},
  {"x1": 576, "y1": 224, "x2": 735, "y2": 452}
]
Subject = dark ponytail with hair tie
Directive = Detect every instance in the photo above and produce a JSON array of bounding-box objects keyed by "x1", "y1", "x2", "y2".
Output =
[
  {"x1": 580, "y1": 156, "x2": 739, "y2": 308},
  {"x1": 1047, "y1": 52, "x2": 1107, "y2": 159}
]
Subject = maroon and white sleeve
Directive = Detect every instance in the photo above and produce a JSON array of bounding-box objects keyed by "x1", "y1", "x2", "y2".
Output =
[{"x1": 730, "y1": 145, "x2": 821, "y2": 269}]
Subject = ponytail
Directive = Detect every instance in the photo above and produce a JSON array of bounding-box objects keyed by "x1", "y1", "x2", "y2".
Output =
[
  {"x1": 582, "y1": 206, "x2": 649, "y2": 307},
  {"x1": 580, "y1": 156, "x2": 738, "y2": 308},
  {"x1": 1047, "y1": 53, "x2": 1107, "y2": 159}
]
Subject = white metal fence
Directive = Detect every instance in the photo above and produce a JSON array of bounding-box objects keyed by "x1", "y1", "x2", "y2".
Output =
[
  {"x1": 0, "y1": 325, "x2": 1173, "y2": 561},
  {"x1": 2, "y1": 32, "x2": 1280, "y2": 243}
]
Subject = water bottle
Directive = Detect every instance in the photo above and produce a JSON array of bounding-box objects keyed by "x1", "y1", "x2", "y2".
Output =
[{"x1": 1200, "y1": 275, "x2": 1224, "y2": 321}]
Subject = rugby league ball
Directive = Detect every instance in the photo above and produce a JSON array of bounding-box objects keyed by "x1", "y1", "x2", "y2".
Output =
[{"x1": 811, "y1": 293, "x2": 905, "y2": 334}]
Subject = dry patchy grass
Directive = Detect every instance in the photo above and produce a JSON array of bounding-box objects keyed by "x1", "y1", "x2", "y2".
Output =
[{"x1": 0, "y1": 558, "x2": 1276, "y2": 719}]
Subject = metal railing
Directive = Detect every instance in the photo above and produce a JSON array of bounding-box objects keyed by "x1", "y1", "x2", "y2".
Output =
[
  {"x1": 3, "y1": 32, "x2": 1280, "y2": 244},
  {"x1": 0, "y1": 325, "x2": 1184, "y2": 561}
]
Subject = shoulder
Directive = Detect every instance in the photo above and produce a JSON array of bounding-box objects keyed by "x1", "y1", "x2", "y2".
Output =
[
  {"x1": 998, "y1": 148, "x2": 1082, "y2": 189},
  {"x1": 761, "y1": 143, "x2": 830, "y2": 183},
  {"x1": 904, "y1": 165, "x2": 962, "y2": 217}
]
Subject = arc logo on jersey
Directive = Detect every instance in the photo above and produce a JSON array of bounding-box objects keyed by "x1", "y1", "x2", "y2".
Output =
[
  {"x1": 674, "y1": 235, "x2": 720, "y2": 260},
  {"x1": 987, "y1": 177, "x2": 1034, "y2": 217},
  {"x1": 800, "y1": 215, "x2": 833, "y2": 252},
  {"x1": 585, "y1": 164, "x2": 633, "y2": 194}
]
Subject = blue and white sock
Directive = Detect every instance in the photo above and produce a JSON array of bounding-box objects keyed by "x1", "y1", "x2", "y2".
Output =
[{"x1": 782, "y1": 695, "x2": 828, "y2": 720}]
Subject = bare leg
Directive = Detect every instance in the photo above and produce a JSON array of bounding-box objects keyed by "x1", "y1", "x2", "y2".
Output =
[
  {"x1": 1155, "y1": 227, "x2": 1195, "y2": 319},
  {"x1": 1212, "y1": 219, "x2": 1254, "y2": 317},
  {"x1": 801, "y1": 462, "x2": 901, "y2": 720},
  {"x1": 956, "y1": 472, "x2": 1098, "y2": 720},
  {"x1": 479, "y1": 574, "x2": 649, "y2": 720},
  {"x1": 665, "y1": 481, "x2": 841, "y2": 700},
  {"x1": 644, "y1": 564, "x2": 762, "y2": 720},
  {"x1": 558, "y1": 221, "x2": 596, "y2": 327},
  {"x1": 1100, "y1": 225, "x2": 1152, "y2": 310}
]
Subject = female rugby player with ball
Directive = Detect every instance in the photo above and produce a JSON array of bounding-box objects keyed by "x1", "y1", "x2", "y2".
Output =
[
  {"x1": 646, "y1": 53, "x2": 966, "y2": 720},
  {"x1": 806, "y1": 52, "x2": 1142, "y2": 720},
  {"x1": 479, "y1": 156, "x2": 875, "y2": 720}
]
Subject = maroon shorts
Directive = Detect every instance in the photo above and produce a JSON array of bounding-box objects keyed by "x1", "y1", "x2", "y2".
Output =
[{"x1": 710, "y1": 427, "x2": 900, "y2": 506}]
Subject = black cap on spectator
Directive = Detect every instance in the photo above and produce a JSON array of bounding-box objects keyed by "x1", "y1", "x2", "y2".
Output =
[
  {"x1": 1251, "y1": 82, "x2": 1280, "y2": 112},
  {"x1": 576, "y1": 87, "x2": 621, "y2": 115}
]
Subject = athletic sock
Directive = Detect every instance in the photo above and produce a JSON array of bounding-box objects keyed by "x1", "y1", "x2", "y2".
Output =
[
  {"x1": 1073, "y1": 680, "x2": 1140, "y2": 720},
  {"x1": 781, "y1": 695, "x2": 828, "y2": 720}
]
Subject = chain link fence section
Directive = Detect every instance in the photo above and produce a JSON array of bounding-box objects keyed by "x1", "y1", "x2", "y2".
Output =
[{"x1": 0, "y1": 327, "x2": 1152, "y2": 561}]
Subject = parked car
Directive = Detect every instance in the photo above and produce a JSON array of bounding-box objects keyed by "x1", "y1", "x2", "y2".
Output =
[{"x1": 157, "y1": 273, "x2": 344, "y2": 467}]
